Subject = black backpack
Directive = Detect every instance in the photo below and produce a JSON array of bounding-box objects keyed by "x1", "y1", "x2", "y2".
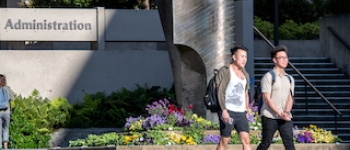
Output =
[{"x1": 203, "y1": 69, "x2": 221, "y2": 112}]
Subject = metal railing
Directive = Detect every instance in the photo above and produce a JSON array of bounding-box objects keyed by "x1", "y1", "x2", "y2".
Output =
[
  {"x1": 327, "y1": 26, "x2": 350, "y2": 51},
  {"x1": 253, "y1": 26, "x2": 342, "y2": 133}
]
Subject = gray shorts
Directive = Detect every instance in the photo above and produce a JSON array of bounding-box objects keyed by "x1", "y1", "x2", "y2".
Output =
[{"x1": 218, "y1": 110, "x2": 249, "y2": 137}]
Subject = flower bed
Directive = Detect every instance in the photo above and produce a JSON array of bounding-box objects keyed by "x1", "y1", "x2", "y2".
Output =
[{"x1": 69, "y1": 98, "x2": 342, "y2": 147}]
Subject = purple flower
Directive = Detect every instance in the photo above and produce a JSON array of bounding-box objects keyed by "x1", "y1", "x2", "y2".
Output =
[
  {"x1": 252, "y1": 106, "x2": 258, "y2": 112},
  {"x1": 145, "y1": 99, "x2": 169, "y2": 116},
  {"x1": 202, "y1": 134, "x2": 220, "y2": 144},
  {"x1": 248, "y1": 102, "x2": 258, "y2": 112},
  {"x1": 297, "y1": 134, "x2": 307, "y2": 143},
  {"x1": 293, "y1": 126, "x2": 299, "y2": 136},
  {"x1": 125, "y1": 116, "x2": 143, "y2": 128},
  {"x1": 147, "y1": 114, "x2": 166, "y2": 128},
  {"x1": 296, "y1": 131, "x2": 313, "y2": 143},
  {"x1": 304, "y1": 131, "x2": 313, "y2": 143},
  {"x1": 247, "y1": 113, "x2": 255, "y2": 123}
]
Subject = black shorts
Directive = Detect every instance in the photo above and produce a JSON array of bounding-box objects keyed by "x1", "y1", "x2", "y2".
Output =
[{"x1": 218, "y1": 110, "x2": 249, "y2": 137}]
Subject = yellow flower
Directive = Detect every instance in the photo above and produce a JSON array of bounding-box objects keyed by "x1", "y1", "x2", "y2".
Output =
[
  {"x1": 181, "y1": 135, "x2": 187, "y2": 141},
  {"x1": 196, "y1": 117, "x2": 204, "y2": 123},
  {"x1": 129, "y1": 125, "x2": 135, "y2": 131},
  {"x1": 125, "y1": 136, "x2": 131, "y2": 142},
  {"x1": 191, "y1": 114, "x2": 198, "y2": 119},
  {"x1": 168, "y1": 131, "x2": 182, "y2": 144},
  {"x1": 173, "y1": 139, "x2": 180, "y2": 143},
  {"x1": 186, "y1": 136, "x2": 193, "y2": 143},
  {"x1": 132, "y1": 134, "x2": 138, "y2": 140}
]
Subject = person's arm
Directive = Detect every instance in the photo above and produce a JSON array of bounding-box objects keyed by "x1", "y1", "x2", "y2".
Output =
[
  {"x1": 5, "y1": 86, "x2": 14, "y2": 101},
  {"x1": 284, "y1": 94, "x2": 293, "y2": 112},
  {"x1": 245, "y1": 89, "x2": 250, "y2": 118},
  {"x1": 215, "y1": 67, "x2": 227, "y2": 111},
  {"x1": 261, "y1": 73, "x2": 281, "y2": 116},
  {"x1": 281, "y1": 94, "x2": 293, "y2": 119},
  {"x1": 245, "y1": 90, "x2": 249, "y2": 111},
  {"x1": 262, "y1": 92, "x2": 281, "y2": 116},
  {"x1": 282, "y1": 77, "x2": 294, "y2": 119},
  {"x1": 215, "y1": 67, "x2": 230, "y2": 123}
]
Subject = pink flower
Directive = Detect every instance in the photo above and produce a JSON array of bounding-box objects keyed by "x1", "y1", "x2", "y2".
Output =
[{"x1": 180, "y1": 108, "x2": 184, "y2": 115}]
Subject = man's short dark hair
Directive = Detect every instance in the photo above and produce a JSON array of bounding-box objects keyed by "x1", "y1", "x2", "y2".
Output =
[
  {"x1": 271, "y1": 45, "x2": 288, "y2": 59},
  {"x1": 231, "y1": 45, "x2": 248, "y2": 55}
]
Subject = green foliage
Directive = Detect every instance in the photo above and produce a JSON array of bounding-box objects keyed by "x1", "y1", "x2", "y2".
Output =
[
  {"x1": 20, "y1": 0, "x2": 157, "y2": 9},
  {"x1": 254, "y1": 16, "x2": 319, "y2": 40},
  {"x1": 69, "y1": 132, "x2": 121, "y2": 147},
  {"x1": 254, "y1": 16, "x2": 274, "y2": 39},
  {"x1": 19, "y1": 0, "x2": 91, "y2": 8},
  {"x1": 182, "y1": 124, "x2": 205, "y2": 144},
  {"x1": 255, "y1": 0, "x2": 350, "y2": 24},
  {"x1": 10, "y1": 89, "x2": 72, "y2": 148},
  {"x1": 68, "y1": 84, "x2": 175, "y2": 128}
]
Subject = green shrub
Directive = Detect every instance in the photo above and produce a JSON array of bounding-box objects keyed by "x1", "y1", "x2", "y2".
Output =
[
  {"x1": 254, "y1": 16, "x2": 319, "y2": 40},
  {"x1": 9, "y1": 85, "x2": 175, "y2": 148},
  {"x1": 254, "y1": 16, "x2": 274, "y2": 39},
  {"x1": 67, "y1": 84, "x2": 176, "y2": 128},
  {"x1": 9, "y1": 89, "x2": 72, "y2": 148}
]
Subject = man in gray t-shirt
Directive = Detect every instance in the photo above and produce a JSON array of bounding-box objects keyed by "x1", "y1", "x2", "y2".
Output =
[{"x1": 257, "y1": 45, "x2": 295, "y2": 150}]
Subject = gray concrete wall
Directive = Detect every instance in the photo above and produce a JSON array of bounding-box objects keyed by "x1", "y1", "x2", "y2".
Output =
[
  {"x1": 105, "y1": 9, "x2": 165, "y2": 41},
  {"x1": 4, "y1": 0, "x2": 20, "y2": 8},
  {"x1": 320, "y1": 13, "x2": 350, "y2": 76},
  {"x1": 254, "y1": 40, "x2": 321, "y2": 57},
  {"x1": 0, "y1": 50, "x2": 173, "y2": 103}
]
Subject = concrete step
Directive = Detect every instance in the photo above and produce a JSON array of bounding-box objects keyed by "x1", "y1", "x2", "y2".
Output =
[
  {"x1": 255, "y1": 57, "x2": 330, "y2": 63},
  {"x1": 255, "y1": 74, "x2": 348, "y2": 80},
  {"x1": 293, "y1": 103, "x2": 350, "y2": 109},
  {"x1": 255, "y1": 68, "x2": 341, "y2": 74},
  {"x1": 255, "y1": 79, "x2": 350, "y2": 85},
  {"x1": 294, "y1": 97, "x2": 349, "y2": 100},
  {"x1": 292, "y1": 115, "x2": 350, "y2": 121},
  {"x1": 292, "y1": 109, "x2": 350, "y2": 115},
  {"x1": 293, "y1": 121, "x2": 350, "y2": 128},
  {"x1": 255, "y1": 62, "x2": 337, "y2": 68},
  {"x1": 294, "y1": 91, "x2": 350, "y2": 97}
]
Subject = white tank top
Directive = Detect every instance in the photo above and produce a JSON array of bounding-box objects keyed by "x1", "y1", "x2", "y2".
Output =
[{"x1": 225, "y1": 67, "x2": 247, "y2": 112}]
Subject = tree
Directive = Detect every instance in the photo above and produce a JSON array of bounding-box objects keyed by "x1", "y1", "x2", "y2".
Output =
[
  {"x1": 19, "y1": 0, "x2": 156, "y2": 9},
  {"x1": 254, "y1": 0, "x2": 350, "y2": 24}
]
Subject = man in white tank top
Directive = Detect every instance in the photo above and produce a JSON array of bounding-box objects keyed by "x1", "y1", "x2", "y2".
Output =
[{"x1": 216, "y1": 45, "x2": 251, "y2": 150}]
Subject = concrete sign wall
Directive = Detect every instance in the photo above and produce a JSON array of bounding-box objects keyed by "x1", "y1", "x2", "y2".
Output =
[
  {"x1": 0, "y1": 8, "x2": 97, "y2": 41},
  {"x1": 0, "y1": 50, "x2": 173, "y2": 103}
]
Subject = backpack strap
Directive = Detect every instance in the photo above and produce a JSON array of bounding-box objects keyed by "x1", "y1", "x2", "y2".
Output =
[{"x1": 268, "y1": 70, "x2": 275, "y2": 85}]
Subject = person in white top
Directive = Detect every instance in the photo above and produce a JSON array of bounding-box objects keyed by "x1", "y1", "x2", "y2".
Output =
[{"x1": 216, "y1": 45, "x2": 251, "y2": 150}]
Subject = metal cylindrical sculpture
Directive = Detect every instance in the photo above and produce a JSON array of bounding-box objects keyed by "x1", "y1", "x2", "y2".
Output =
[{"x1": 156, "y1": 0, "x2": 234, "y2": 121}]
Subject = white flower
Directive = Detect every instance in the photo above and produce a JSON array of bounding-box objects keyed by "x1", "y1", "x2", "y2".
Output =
[
  {"x1": 168, "y1": 127, "x2": 173, "y2": 131},
  {"x1": 138, "y1": 137, "x2": 144, "y2": 142}
]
